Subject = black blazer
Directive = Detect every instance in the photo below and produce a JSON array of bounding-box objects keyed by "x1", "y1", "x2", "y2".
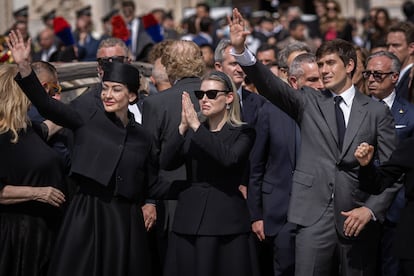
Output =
[
  {"x1": 160, "y1": 123, "x2": 255, "y2": 235},
  {"x1": 396, "y1": 69, "x2": 411, "y2": 101},
  {"x1": 15, "y1": 71, "x2": 158, "y2": 202},
  {"x1": 142, "y1": 77, "x2": 201, "y2": 197},
  {"x1": 240, "y1": 87, "x2": 267, "y2": 126},
  {"x1": 359, "y1": 136, "x2": 414, "y2": 259},
  {"x1": 248, "y1": 101, "x2": 298, "y2": 236}
]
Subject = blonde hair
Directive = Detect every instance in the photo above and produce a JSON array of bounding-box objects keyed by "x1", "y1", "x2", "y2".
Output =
[
  {"x1": 201, "y1": 71, "x2": 244, "y2": 127},
  {"x1": 0, "y1": 64, "x2": 31, "y2": 143}
]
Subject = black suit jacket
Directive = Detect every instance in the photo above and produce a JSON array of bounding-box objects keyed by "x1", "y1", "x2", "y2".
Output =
[
  {"x1": 16, "y1": 71, "x2": 158, "y2": 202},
  {"x1": 160, "y1": 123, "x2": 255, "y2": 235},
  {"x1": 396, "y1": 68, "x2": 411, "y2": 101},
  {"x1": 359, "y1": 136, "x2": 414, "y2": 259},
  {"x1": 239, "y1": 88, "x2": 267, "y2": 186},
  {"x1": 248, "y1": 101, "x2": 298, "y2": 236},
  {"x1": 240, "y1": 88, "x2": 267, "y2": 126},
  {"x1": 142, "y1": 77, "x2": 201, "y2": 197},
  {"x1": 385, "y1": 95, "x2": 414, "y2": 222}
]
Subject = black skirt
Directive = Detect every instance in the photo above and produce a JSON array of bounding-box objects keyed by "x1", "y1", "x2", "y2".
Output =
[
  {"x1": 164, "y1": 232, "x2": 259, "y2": 276},
  {"x1": 0, "y1": 212, "x2": 56, "y2": 276},
  {"x1": 47, "y1": 190, "x2": 150, "y2": 276}
]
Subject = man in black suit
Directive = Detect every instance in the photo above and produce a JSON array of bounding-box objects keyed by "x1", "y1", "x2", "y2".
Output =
[
  {"x1": 386, "y1": 21, "x2": 414, "y2": 102},
  {"x1": 229, "y1": 8, "x2": 400, "y2": 276},
  {"x1": 142, "y1": 40, "x2": 205, "y2": 274}
]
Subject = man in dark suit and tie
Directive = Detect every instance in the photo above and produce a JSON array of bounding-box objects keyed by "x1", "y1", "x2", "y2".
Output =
[
  {"x1": 363, "y1": 50, "x2": 414, "y2": 276},
  {"x1": 229, "y1": 9, "x2": 400, "y2": 276},
  {"x1": 142, "y1": 40, "x2": 205, "y2": 274},
  {"x1": 386, "y1": 21, "x2": 414, "y2": 102}
]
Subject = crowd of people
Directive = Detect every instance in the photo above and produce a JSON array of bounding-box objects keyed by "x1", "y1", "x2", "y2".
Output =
[{"x1": 2, "y1": 0, "x2": 414, "y2": 276}]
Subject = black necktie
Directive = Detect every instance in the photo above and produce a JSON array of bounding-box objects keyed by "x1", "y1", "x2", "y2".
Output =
[
  {"x1": 334, "y1": 96, "x2": 346, "y2": 150},
  {"x1": 380, "y1": 100, "x2": 388, "y2": 109}
]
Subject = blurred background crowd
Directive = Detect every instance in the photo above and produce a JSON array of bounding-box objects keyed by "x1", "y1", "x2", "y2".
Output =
[{"x1": 0, "y1": 0, "x2": 412, "y2": 65}]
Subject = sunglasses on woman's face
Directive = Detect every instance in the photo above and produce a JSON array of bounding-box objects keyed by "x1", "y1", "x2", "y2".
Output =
[{"x1": 194, "y1": 89, "x2": 229, "y2": 100}]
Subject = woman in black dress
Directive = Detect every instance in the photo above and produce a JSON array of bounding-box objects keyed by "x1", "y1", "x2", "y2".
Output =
[
  {"x1": 0, "y1": 64, "x2": 66, "y2": 276},
  {"x1": 355, "y1": 140, "x2": 414, "y2": 276},
  {"x1": 8, "y1": 30, "x2": 157, "y2": 276},
  {"x1": 161, "y1": 71, "x2": 258, "y2": 276}
]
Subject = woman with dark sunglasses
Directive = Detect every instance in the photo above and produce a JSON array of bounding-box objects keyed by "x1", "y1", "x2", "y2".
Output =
[
  {"x1": 8, "y1": 30, "x2": 157, "y2": 276},
  {"x1": 160, "y1": 71, "x2": 258, "y2": 276}
]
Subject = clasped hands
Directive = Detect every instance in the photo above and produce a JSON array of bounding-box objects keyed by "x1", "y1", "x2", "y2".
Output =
[{"x1": 179, "y1": 92, "x2": 200, "y2": 135}]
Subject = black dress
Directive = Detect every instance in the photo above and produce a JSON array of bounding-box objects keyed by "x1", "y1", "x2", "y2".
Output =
[
  {"x1": 161, "y1": 123, "x2": 259, "y2": 276},
  {"x1": 15, "y1": 71, "x2": 158, "y2": 276},
  {"x1": 0, "y1": 125, "x2": 65, "y2": 276}
]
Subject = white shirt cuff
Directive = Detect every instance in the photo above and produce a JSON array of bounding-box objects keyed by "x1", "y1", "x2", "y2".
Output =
[
  {"x1": 230, "y1": 47, "x2": 256, "y2": 66},
  {"x1": 367, "y1": 207, "x2": 377, "y2": 221}
]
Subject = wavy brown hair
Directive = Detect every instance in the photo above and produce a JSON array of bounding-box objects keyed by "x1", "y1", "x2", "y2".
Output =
[
  {"x1": 161, "y1": 40, "x2": 205, "y2": 83},
  {"x1": 0, "y1": 64, "x2": 31, "y2": 143}
]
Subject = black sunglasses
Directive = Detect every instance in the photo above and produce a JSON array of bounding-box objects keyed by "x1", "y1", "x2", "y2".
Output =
[
  {"x1": 362, "y1": 71, "x2": 394, "y2": 82},
  {"x1": 194, "y1": 89, "x2": 229, "y2": 100},
  {"x1": 97, "y1": 56, "x2": 128, "y2": 67}
]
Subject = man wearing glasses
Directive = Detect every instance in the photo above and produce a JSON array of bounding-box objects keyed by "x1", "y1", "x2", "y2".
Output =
[
  {"x1": 364, "y1": 50, "x2": 414, "y2": 276},
  {"x1": 28, "y1": 61, "x2": 71, "y2": 174},
  {"x1": 28, "y1": 61, "x2": 62, "y2": 117}
]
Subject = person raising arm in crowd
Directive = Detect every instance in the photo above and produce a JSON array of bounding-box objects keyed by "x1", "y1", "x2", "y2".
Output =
[
  {"x1": 8, "y1": 30, "x2": 158, "y2": 276},
  {"x1": 228, "y1": 8, "x2": 399, "y2": 276}
]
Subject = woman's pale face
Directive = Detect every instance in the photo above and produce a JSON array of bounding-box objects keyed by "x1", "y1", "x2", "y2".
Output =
[
  {"x1": 101, "y1": 81, "x2": 136, "y2": 115},
  {"x1": 198, "y1": 80, "x2": 233, "y2": 118}
]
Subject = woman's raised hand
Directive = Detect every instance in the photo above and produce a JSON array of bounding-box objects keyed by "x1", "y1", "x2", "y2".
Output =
[
  {"x1": 7, "y1": 30, "x2": 32, "y2": 77},
  {"x1": 7, "y1": 30, "x2": 31, "y2": 65}
]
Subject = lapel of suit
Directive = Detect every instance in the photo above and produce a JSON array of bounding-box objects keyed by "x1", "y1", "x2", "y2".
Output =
[
  {"x1": 396, "y1": 70, "x2": 409, "y2": 91},
  {"x1": 391, "y1": 97, "x2": 406, "y2": 125},
  {"x1": 340, "y1": 92, "x2": 368, "y2": 159},
  {"x1": 318, "y1": 90, "x2": 340, "y2": 149}
]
